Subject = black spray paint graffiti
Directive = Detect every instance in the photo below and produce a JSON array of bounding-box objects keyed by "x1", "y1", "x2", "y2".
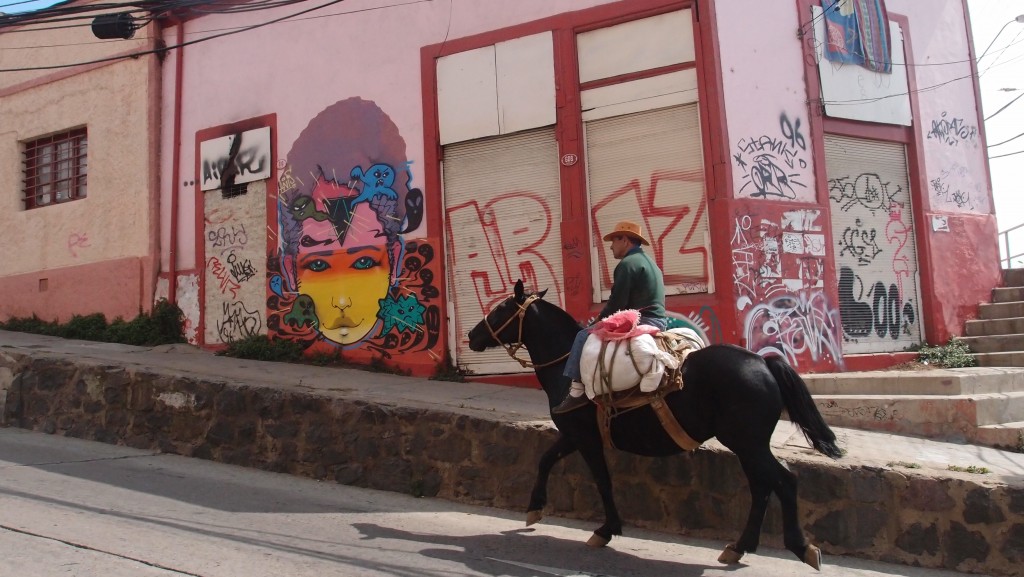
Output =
[
  {"x1": 837, "y1": 218, "x2": 883, "y2": 265},
  {"x1": 828, "y1": 173, "x2": 902, "y2": 214},
  {"x1": 926, "y1": 112, "x2": 978, "y2": 147},
  {"x1": 216, "y1": 301, "x2": 263, "y2": 343},
  {"x1": 734, "y1": 113, "x2": 809, "y2": 199},
  {"x1": 208, "y1": 224, "x2": 249, "y2": 253},
  {"x1": 227, "y1": 252, "x2": 257, "y2": 283},
  {"x1": 930, "y1": 164, "x2": 975, "y2": 210},
  {"x1": 202, "y1": 133, "x2": 270, "y2": 188},
  {"x1": 837, "y1": 266, "x2": 916, "y2": 341}
]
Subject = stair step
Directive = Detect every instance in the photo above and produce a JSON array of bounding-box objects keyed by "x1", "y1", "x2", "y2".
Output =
[
  {"x1": 960, "y1": 333, "x2": 1024, "y2": 353},
  {"x1": 974, "y1": 422, "x2": 1024, "y2": 452},
  {"x1": 993, "y1": 286, "x2": 1024, "y2": 303},
  {"x1": 1005, "y1": 268, "x2": 1024, "y2": 287},
  {"x1": 804, "y1": 367, "x2": 1024, "y2": 395},
  {"x1": 973, "y1": 351, "x2": 1024, "y2": 367},
  {"x1": 812, "y1": 393, "x2": 1024, "y2": 442},
  {"x1": 979, "y1": 301, "x2": 1024, "y2": 320},
  {"x1": 965, "y1": 316, "x2": 1024, "y2": 337}
]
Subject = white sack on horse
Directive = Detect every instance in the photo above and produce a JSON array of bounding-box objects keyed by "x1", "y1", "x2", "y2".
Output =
[{"x1": 579, "y1": 310, "x2": 705, "y2": 399}]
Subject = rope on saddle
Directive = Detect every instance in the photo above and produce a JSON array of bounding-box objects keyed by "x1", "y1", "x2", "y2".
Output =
[{"x1": 593, "y1": 332, "x2": 702, "y2": 452}]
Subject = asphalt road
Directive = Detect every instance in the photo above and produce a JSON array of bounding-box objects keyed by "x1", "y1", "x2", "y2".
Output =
[{"x1": 0, "y1": 428, "x2": 988, "y2": 577}]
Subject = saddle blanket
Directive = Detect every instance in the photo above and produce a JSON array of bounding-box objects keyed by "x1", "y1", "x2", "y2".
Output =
[{"x1": 581, "y1": 327, "x2": 704, "y2": 399}]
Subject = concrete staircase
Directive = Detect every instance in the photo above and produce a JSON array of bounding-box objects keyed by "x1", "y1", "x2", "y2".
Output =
[
  {"x1": 803, "y1": 368, "x2": 1024, "y2": 451},
  {"x1": 963, "y1": 268, "x2": 1024, "y2": 367},
  {"x1": 800, "y1": 271, "x2": 1024, "y2": 452}
]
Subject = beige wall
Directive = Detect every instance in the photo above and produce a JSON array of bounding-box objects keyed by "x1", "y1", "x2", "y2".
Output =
[{"x1": 0, "y1": 3, "x2": 159, "y2": 319}]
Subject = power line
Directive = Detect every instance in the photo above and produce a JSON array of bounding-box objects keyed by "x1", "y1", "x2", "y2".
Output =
[
  {"x1": 0, "y1": 0, "x2": 433, "y2": 73},
  {"x1": 988, "y1": 130, "x2": 1024, "y2": 148},
  {"x1": 989, "y1": 148, "x2": 1024, "y2": 160},
  {"x1": 985, "y1": 91, "x2": 1024, "y2": 121}
]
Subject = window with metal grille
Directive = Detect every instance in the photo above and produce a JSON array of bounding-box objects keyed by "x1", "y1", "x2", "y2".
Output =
[{"x1": 22, "y1": 128, "x2": 88, "y2": 209}]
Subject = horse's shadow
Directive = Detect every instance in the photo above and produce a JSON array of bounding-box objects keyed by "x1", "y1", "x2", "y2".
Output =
[{"x1": 352, "y1": 522, "x2": 724, "y2": 576}]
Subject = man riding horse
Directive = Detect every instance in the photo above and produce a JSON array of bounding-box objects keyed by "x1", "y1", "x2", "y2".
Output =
[{"x1": 554, "y1": 220, "x2": 668, "y2": 414}]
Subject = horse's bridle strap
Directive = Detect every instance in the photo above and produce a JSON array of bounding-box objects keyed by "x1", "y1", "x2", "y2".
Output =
[{"x1": 484, "y1": 294, "x2": 569, "y2": 369}]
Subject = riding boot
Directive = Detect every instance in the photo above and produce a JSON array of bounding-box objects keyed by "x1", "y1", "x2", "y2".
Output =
[{"x1": 552, "y1": 383, "x2": 590, "y2": 414}]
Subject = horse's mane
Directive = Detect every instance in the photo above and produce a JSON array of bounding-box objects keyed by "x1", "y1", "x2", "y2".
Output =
[{"x1": 533, "y1": 296, "x2": 584, "y2": 332}]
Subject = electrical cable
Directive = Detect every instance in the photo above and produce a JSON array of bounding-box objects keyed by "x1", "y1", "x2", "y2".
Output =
[
  {"x1": 989, "y1": 148, "x2": 1024, "y2": 160},
  {"x1": 0, "y1": 0, "x2": 435, "y2": 72},
  {"x1": 0, "y1": 0, "x2": 346, "y2": 72},
  {"x1": 984, "y1": 90, "x2": 1024, "y2": 121}
]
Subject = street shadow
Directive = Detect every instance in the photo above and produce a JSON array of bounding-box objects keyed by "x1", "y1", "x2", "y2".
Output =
[{"x1": 352, "y1": 522, "x2": 721, "y2": 577}]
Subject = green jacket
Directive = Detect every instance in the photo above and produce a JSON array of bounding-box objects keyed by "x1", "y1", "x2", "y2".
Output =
[{"x1": 599, "y1": 246, "x2": 666, "y2": 321}]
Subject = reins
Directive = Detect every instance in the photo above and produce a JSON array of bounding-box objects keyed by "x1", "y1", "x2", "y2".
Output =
[{"x1": 483, "y1": 294, "x2": 571, "y2": 369}]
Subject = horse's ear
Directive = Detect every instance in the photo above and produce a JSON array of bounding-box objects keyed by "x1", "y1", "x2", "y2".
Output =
[
  {"x1": 536, "y1": 288, "x2": 548, "y2": 300},
  {"x1": 514, "y1": 279, "x2": 525, "y2": 302}
]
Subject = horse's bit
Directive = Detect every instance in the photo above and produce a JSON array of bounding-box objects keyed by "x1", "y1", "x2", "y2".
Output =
[{"x1": 482, "y1": 294, "x2": 570, "y2": 369}]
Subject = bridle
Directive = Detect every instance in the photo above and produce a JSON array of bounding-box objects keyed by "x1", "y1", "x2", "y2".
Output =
[{"x1": 482, "y1": 294, "x2": 570, "y2": 369}]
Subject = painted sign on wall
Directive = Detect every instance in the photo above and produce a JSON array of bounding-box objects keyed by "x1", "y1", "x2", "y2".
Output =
[{"x1": 200, "y1": 126, "x2": 272, "y2": 191}]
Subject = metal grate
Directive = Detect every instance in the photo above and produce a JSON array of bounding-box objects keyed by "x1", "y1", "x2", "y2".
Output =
[{"x1": 22, "y1": 128, "x2": 88, "y2": 209}]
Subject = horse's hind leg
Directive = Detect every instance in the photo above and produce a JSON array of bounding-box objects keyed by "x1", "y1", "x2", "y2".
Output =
[
  {"x1": 726, "y1": 448, "x2": 821, "y2": 570},
  {"x1": 768, "y1": 455, "x2": 821, "y2": 569},
  {"x1": 527, "y1": 434, "x2": 577, "y2": 526}
]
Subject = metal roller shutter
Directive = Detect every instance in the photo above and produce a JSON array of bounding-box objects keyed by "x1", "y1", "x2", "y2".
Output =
[
  {"x1": 443, "y1": 128, "x2": 564, "y2": 373},
  {"x1": 825, "y1": 134, "x2": 923, "y2": 353},
  {"x1": 585, "y1": 104, "x2": 711, "y2": 299}
]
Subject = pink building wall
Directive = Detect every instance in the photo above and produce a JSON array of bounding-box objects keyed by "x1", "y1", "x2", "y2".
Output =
[{"x1": 156, "y1": 0, "x2": 998, "y2": 375}]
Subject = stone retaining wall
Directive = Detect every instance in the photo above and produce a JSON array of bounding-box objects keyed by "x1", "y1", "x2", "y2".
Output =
[{"x1": 1, "y1": 350, "x2": 1022, "y2": 575}]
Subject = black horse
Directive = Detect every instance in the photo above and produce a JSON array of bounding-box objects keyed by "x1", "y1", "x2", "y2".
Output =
[{"x1": 467, "y1": 280, "x2": 843, "y2": 570}]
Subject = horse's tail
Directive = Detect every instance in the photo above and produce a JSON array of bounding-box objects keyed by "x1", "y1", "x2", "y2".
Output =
[{"x1": 765, "y1": 355, "x2": 844, "y2": 459}]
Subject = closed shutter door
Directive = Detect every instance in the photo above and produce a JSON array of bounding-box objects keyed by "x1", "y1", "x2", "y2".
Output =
[
  {"x1": 585, "y1": 104, "x2": 711, "y2": 299},
  {"x1": 443, "y1": 128, "x2": 564, "y2": 373},
  {"x1": 825, "y1": 134, "x2": 923, "y2": 353}
]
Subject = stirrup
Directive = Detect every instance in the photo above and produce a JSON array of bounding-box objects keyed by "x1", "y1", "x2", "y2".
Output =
[{"x1": 552, "y1": 394, "x2": 590, "y2": 414}]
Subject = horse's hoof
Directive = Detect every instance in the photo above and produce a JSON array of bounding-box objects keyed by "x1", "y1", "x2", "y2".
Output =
[
  {"x1": 586, "y1": 533, "x2": 610, "y2": 548},
  {"x1": 718, "y1": 544, "x2": 743, "y2": 564},
  {"x1": 525, "y1": 510, "x2": 543, "y2": 527},
  {"x1": 803, "y1": 544, "x2": 822, "y2": 571}
]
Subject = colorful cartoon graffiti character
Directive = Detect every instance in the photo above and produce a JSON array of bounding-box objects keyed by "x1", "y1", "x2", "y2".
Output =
[
  {"x1": 350, "y1": 163, "x2": 398, "y2": 204},
  {"x1": 281, "y1": 177, "x2": 401, "y2": 345},
  {"x1": 273, "y1": 97, "x2": 430, "y2": 350}
]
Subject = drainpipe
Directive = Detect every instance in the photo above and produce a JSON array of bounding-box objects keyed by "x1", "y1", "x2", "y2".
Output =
[{"x1": 167, "y1": 14, "x2": 185, "y2": 304}]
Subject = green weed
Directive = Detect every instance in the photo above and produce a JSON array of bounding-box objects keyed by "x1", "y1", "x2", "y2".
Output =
[
  {"x1": 217, "y1": 335, "x2": 305, "y2": 362},
  {"x1": 0, "y1": 299, "x2": 185, "y2": 346},
  {"x1": 917, "y1": 338, "x2": 977, "y2": 368},
  {"x1": 947, "y1": 464, "x2": 990, "y2": 474},
  {"x1": 887, "y1": 461, "x2": 921, "y2": 469}
]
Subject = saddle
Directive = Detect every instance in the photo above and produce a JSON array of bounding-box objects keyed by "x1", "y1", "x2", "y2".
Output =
[{"x1": 587, "y1": 330, "x2": 705, "y2": 452}]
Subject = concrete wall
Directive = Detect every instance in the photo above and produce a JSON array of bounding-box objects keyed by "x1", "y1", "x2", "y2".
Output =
[
  {"x1": 1, "y1": 349, "x2": 1022, "y2": 576},
  {"x1": 0, "y1": 3, "x2": 160, "y2": 322}
]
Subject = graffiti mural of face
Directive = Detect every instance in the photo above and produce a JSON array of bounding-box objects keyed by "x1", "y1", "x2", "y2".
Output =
[{"x1": 293, "y1": 185, "x2": 393, "y2": 345}]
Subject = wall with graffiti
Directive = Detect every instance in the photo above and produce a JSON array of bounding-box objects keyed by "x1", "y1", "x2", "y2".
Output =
[
  {"x1": 717, "y1": 1, "x2": 816, "y2": 203},
  {"x1": 267, "y1": 98, "x2": 442, "y2": 373},
  {"x1": 204, "y1": 180, "x2": 267, "y2": 345},
  {"x1": 731, "y1": 204, "x2": 843, "y2": 371}
]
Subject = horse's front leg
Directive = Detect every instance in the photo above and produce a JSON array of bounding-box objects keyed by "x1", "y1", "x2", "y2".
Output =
[
  {"x1": 573, "y1": 435, "x2": 623, "y2": 547},
  {"x1": 527, "y1": 433, "x2": 578, "y2": 526}
]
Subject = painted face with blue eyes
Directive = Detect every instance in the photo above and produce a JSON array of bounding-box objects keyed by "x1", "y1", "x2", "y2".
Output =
[{"x1": 295, "y1": 195, "x2": 391, "y2": 345}]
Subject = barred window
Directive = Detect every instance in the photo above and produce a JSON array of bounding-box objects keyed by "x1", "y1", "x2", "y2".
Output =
[{"x1": 23, "y1": 128, "x2": 88, "y2": 209}]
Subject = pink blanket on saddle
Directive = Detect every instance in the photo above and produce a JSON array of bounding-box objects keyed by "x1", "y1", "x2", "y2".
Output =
[{"x1": 590, "y1": 309, "x2": 661, "y2": 341}]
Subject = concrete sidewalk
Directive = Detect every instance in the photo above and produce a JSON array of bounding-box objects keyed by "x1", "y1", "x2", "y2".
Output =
[
  {"x1": 1, "y1": 330, "x2": 1023, "y2": 576},
  {"x1": 2, "y1": 330, "x2": 1021, "y2": 480}
]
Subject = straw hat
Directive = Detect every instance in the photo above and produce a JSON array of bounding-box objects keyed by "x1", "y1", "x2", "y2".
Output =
[{"x1": 602, "y1": 220, "x2": 650, "y2": 245}]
